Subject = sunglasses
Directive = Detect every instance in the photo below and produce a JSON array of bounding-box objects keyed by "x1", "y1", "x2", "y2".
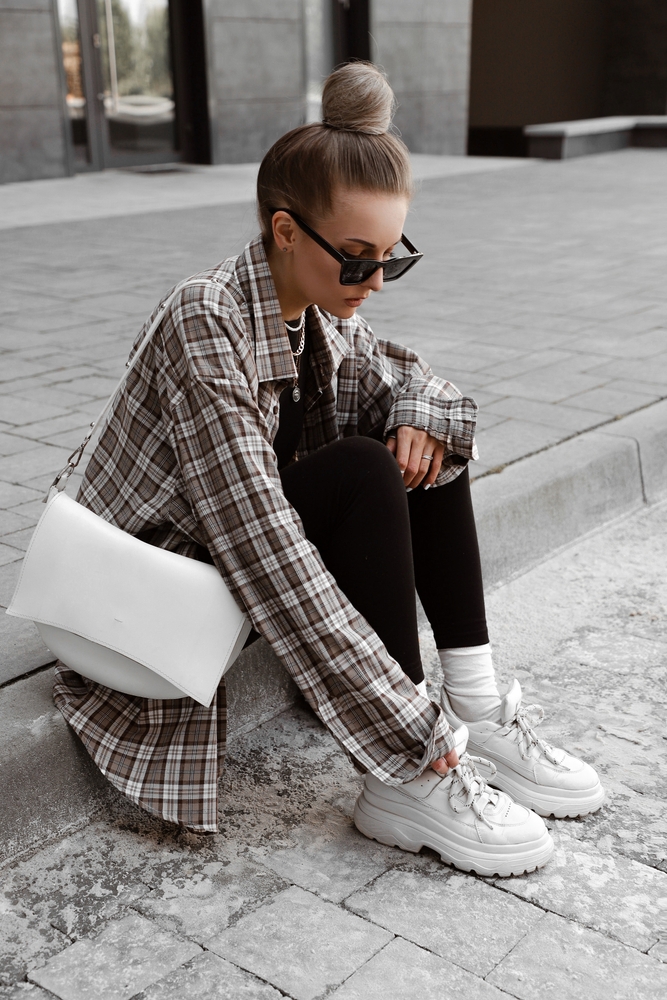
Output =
[{"x1": 273, "y1": 208, "x2": 423, "y2": 286}]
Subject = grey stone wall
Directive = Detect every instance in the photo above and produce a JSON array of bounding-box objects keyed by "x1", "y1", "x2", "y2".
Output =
[
  {"x1": 203, "y1": 0, "x2": 306, "y2": 164},
  {"x1": 370, "y1": 0, "x2": 472, "y2": 155},
  {"x1": 0, "y1": 0, "x2": 70, "y2": 183}
]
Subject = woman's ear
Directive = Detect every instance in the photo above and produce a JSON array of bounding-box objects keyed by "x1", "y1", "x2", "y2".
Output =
[{"x1": 272, "y1": 211, "x2": 297, "y2": 254}]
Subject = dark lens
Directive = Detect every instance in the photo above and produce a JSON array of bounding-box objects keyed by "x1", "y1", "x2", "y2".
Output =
[
  {"x1": 340, "y1": 260, "x2": 382, "y2": 285},
  {"x1": 382, "y1": 256, "x2": 418, "y2": 282}
]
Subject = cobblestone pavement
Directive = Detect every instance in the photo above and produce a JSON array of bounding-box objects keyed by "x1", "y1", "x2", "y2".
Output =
[{"x1": 1, "y1": 498, "x2": 666, "y2": 998}]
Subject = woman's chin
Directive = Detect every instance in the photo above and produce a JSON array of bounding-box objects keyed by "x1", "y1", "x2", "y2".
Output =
[{"x1": 326, "y1": 302, "x2": 361, "y2": 320}]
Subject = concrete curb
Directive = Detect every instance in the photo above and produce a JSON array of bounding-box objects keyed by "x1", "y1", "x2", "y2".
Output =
[{"x1": 1, "y1": 399, "x2": 666, "y2": 864}]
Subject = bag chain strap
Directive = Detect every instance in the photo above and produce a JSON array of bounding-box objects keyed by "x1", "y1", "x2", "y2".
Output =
[{"x1": 45, "y1": 278, "x2": 198, "y2": 502}]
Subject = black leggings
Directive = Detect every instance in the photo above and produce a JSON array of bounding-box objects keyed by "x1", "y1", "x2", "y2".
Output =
[{"x1": 275, "y1": 437, "x2": 489, "y2": 685}]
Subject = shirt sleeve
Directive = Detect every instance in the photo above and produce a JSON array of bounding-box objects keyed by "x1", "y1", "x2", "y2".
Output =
[
  {"x1": 159, "y1": 285, "x2": 456, "y2": 783},
  {"x1": 352, "y1": 317, "x2": 479, "y2": 484}
]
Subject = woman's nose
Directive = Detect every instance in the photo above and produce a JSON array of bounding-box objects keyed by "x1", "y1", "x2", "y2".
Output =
[{"x1": 364, "y1": 267, "x2": 384, "y2": 293}]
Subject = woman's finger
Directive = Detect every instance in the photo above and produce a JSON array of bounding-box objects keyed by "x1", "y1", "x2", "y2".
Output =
[
  {"x1": 423, "y1": 442, "x2": 444, "y2": 487},
  {"x1": 405, "y1": 435, "x2": 429, "y2": 487},
  {"x1": 394, "y1": 428, "x2": 414, "y2": 479}
]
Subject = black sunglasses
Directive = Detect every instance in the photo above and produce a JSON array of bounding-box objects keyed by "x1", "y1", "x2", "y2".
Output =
[{"x1": 273, "y1": 208, "x2": 423, "y2": 286}]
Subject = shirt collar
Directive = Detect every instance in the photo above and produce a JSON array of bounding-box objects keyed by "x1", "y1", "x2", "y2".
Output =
[{"x1": 238, "y1": 237, "x2": 351, "y2": 386}]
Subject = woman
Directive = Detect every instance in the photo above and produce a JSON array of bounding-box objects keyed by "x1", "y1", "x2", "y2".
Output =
[{"x1": 55, "y1": 63, "x2": 603, "y2": 877}]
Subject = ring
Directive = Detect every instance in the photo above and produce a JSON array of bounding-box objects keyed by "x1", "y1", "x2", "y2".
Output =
[{"x1": 421, "y1": 455, "x2": 434, "y2": 462}]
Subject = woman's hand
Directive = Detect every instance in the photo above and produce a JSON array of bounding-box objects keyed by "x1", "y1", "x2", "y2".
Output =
[
  {"x1": 386, "y1": 426, "x2": 444, "y2": 489},
  {"x1": 432, "y1": 748, "x2": 460, "y2": 776}
]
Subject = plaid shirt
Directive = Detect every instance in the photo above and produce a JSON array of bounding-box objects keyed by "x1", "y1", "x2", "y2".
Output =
[{"x1": 54, "y1": 236, "x2": 478, "y2": 832}]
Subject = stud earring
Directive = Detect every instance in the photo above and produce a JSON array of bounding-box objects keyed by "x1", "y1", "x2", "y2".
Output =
[{"x1": 282, "y1": 247, "x2": 288, "y2": 252}]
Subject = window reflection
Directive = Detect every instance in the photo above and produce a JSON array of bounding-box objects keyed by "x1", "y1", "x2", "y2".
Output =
[
  {"x1": 96, "y1": 0, "x2": 177, "y2": 155},
  {"x1": 57, "y1": 0, "x2": 89, "y2": 165}
]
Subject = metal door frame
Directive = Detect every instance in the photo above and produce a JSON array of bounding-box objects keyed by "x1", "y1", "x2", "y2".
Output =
[{"x1": 71, "y1": 0, "x2": 186, "y2": 171}]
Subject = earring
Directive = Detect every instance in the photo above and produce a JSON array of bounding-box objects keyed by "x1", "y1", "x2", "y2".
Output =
[{"x1": 282, "y1": 247, "x2": 287, "y2": 252}]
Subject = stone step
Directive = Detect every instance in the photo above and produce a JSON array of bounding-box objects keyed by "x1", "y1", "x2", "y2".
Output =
[{"x1": 525, "y1": 115, "x2": 667, "y2": 159}]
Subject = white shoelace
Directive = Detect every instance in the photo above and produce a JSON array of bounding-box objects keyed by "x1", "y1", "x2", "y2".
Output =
[
  {"x1": 447, "y1": 753, "x2": 499, "y2": 829},
  {"x1": 507, "y1": 704, "x2": 561, "y2": 765}
]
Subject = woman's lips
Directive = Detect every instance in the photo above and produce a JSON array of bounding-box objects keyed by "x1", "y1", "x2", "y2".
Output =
[{"x1": 344, "y1": 296, "x2": 367, "y2": 307}]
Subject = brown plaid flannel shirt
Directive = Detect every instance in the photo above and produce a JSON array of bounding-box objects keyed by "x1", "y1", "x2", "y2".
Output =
[{"x1": 54, "y1": 236, "x2": 478, "y2": 832}]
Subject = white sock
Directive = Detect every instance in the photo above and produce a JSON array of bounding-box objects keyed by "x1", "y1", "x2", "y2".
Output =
[
  {"x1": 438, "y1": 643, "x2": 501, "y2": 722},
  {"x1": 415, "y1": 679, "x2": 428, "y2": 698}
]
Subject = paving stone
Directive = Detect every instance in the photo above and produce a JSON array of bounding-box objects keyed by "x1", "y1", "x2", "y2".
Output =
[
  {"x1": 0, "y1": 447, "x2": 72, "y2": 486},
  {"x1": 4, "y1": 414, "x2": 91, "y2": 445},
  {"x1": 207, "y1": 885, "x2": 392, "y2": 1000},
  {"x1": 135, "y1": 857, "x2": 288, "y2": 943},
  {"x1": 0, "y1": 434, "x2": 41, "y2": 459},
  {"x1": 0, "y1": 398, "x2": 69, "y2": 428},
  {"x1": 0, "y1": 527, "x2": 33, "y2": 552},
  {"x1": 564, "y1": 385, "x2": 661, "y2": 415},
  {"x1": 0, "y1": 560, "x2": 20, "y2": 606},
  {"x1": 254, "y1": 813, "x2": 395, "y2": 903},
  {"x1": 0, "y1": 985, "x2": 54, "y2": 999},
  {"x1": 484, "y1": 395, "x2": 606, "y2": 433},
  {"x1": 0, "y1": 899, "x2": 68, "y2": 988},
  {"x1": 486, "y1": 911, "x2": 667, "y2": 1000},
  {"x1": 474, "y1": 418, "x2": 564, "y2": 468},
  {"x1": 0, "y1": 824, "x2": 242, "y2": 941},
  {"x1": 649, "y1": 939, "x2": 667, "y2": 963},
  {"x1": 0, "y1": 544, "x2": 21, "y2": 569},
  {"x1": 0, "y1": 482, "x2": 42, "y2": 509},
  {"x1": 495, "y1": 827, "x2": 667, "y2": 951},
  {"x1": 133, "y1": 952, "x2": 282, "y2": 999},
  {"x1": 28, "y1": 912, "x2": 201, "y2": 1000},
  {"x1": 330, "y1": 936, "x2": 506, "y2": 1000},
  {"x1": 484, "y1": 370, "x2": 606, "y2": 405},
  {"x1": 345, "y1": 869, "x2": 540, "y2": 977}
]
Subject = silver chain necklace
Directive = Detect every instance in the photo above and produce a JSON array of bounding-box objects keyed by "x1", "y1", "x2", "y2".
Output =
[{"x1": 285, "y1": 312, "x2": 306, "y2": 401}]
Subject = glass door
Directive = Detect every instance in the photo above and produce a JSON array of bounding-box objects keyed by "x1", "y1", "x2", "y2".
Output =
[{"x1": 57, "y1": 0, "x2": 182, "y2": 170}]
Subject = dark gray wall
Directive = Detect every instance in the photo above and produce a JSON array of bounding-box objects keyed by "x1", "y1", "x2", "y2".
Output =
[
  {"x1": 0, "y1": 0, "x2": 70, "y2": 183},
  {"x1": 469, "y1": 0, "x2": 607, "y2": 128},
  {"x1": 603, "y1": 0, "x2": 667, "y2": 115}
]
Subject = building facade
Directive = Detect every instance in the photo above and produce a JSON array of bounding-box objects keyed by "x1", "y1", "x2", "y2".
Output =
[{"x1": 0, "y1": 0, "x2": 473, "y2": 183}]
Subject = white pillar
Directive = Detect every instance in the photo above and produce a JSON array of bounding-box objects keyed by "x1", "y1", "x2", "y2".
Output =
[{"x1": 303, "y1": 0, "x2": 334, "y2": 123}]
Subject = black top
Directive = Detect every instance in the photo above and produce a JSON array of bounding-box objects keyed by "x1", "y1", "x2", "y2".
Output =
[{"x1": 273, "y1": 317, "x2": 309, "y2": 470}]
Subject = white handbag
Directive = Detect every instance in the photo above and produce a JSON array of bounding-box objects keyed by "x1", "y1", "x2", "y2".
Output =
[{"x1": 6, "y1": 280, "x2": 252, "y2": 706}]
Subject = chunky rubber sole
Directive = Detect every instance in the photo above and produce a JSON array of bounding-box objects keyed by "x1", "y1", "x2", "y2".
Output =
[
  {"x1": 353, "y1": 790, "x2": 554, "y2": 878},
  {"x1": 471, "y1": 760, "x2": 606, "y2": 819}
]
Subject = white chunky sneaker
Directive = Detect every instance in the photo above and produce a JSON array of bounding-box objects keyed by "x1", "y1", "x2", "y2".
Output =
[
  {"x1": 440, "y1": 680, "x2": 604, "y2": 819},
  {"x1": 353, "y1": 725, "x2": 553, "y2": 877}
]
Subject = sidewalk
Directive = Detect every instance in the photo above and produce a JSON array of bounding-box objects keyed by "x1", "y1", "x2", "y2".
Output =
[{"x1": 1, "y1": 499, "x2": 666, "y2": 997}]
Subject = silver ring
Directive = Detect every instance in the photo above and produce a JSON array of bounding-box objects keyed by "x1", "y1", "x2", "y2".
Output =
[{"x1": 421, "y1": 455, "x2": 434, "y2": 462}]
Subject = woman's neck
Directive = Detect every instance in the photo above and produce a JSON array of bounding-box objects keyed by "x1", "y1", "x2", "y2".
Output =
[{"x1": 267, "y1": 243, "x2": 312, "y2": 322}]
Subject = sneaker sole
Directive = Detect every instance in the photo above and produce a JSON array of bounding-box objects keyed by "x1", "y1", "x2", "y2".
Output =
[
  {"x1": 475, "y1": 763, "x2": 605, "y2": 819},
  {"x1": 353, "y1": 789, "x2": 554, "y2": 878}
]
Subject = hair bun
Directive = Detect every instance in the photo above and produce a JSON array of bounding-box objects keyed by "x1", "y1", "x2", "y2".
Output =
[{"x1": 321, "y1": 62, "x2": 395, "y2": 136}]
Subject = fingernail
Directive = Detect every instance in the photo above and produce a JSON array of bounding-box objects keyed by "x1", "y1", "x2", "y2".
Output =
[
  {"x1": 406, "y1": 487, "x2": 413, "y2": 492},
  {"x1": 424, "y1": 484, "x2": 431, "y2": 491}
]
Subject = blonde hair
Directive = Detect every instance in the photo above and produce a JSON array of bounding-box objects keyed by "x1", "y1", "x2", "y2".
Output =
[{"x1": 257, "y1": 62, "x2": 413, "y2": 241}]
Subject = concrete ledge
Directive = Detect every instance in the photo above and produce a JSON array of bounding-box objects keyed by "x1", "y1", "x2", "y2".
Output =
[
  {"x1": 598, "y1": 399, "x2": 667, "y2": 503},
  {"x1": 472, "y1": 431, "x2": 644, "y2": 586},
  {"x1": 524, "y1": 115, "x2": 667, "y2": 159},
  {"x1": 2, "y1": 399, "x2": 666, "y2": 863}
]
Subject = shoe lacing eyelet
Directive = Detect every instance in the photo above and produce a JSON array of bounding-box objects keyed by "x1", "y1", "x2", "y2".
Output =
[
  {"x1": 511, "y1": 704, "x2": 561, "y2": 766},
  {"x1": 449, "y1": 753, "x2": 498, "y2": 829}
]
